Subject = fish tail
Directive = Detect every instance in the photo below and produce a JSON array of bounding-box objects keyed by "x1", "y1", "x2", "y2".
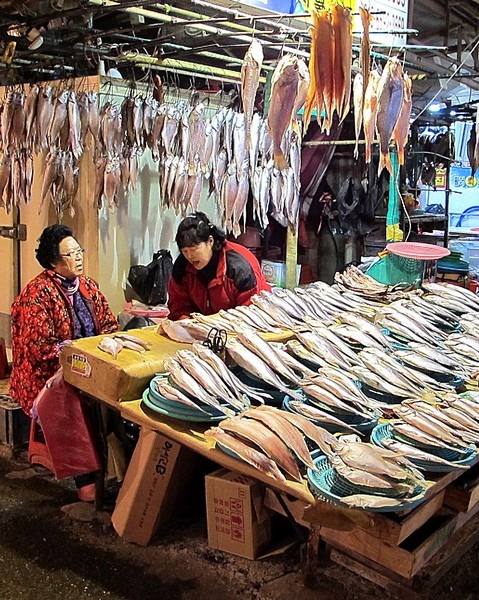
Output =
[
  {"x1": 274, "y1": 152, "x2": 289, "y2": 171},
  {"x1": 365, "y1": 143, "x2": 371, "y2": 164},
  {"x1": 378, "y1": 151, "x2": 392, "y2": 175}
]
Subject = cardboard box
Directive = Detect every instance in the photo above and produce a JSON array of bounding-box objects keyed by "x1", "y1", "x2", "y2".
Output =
[
  {"x1": 261, "y1": 260, "x2": 301, "y2": 288},
  {"x1": 205, "y1": 468, "x2": 271, "y2": 559},
  {"x1": 60, "y1": 326, "x2": 190, "y2": 404},
  {"x1": 111, "y1": 428, "x2": 194, "y2": 546}
]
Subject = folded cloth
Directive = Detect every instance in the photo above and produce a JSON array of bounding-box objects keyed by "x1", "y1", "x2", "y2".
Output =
[{"x1": 34, "y1": 369, "x2": 101, "y2": 480}]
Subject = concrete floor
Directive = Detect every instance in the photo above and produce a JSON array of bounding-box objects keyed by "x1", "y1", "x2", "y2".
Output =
[{"x1": 1, "y1": 448, "x2": 479, "y2": 600}]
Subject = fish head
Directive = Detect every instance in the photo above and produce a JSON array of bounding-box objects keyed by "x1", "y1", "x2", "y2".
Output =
[{"x1": 248, "y1": 38, "x2": 264, "y2": 64}]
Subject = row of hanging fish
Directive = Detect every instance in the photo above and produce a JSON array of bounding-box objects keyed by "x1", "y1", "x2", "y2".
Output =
[
  {"x1": 353, "y1": 56, "x2": 412, "y2": 174},
  {"x1": 303, "y1": 5, "x2": 353, "y2": 135},
  {"x1": 0, "y1": 86, "x2": 97, "y2": 214}
]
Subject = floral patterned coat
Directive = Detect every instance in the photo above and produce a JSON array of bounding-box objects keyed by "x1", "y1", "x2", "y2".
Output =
[{"x1": 10, "y1": 270, "x2": 118, "y2": 414}]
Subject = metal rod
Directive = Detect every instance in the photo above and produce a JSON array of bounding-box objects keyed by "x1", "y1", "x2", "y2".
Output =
[
  {"x1": 369, "y1": 44, "x2": 448, "y2": 50},
  {"x1": 303, "y1": 139, "x2": 375, "y2": 146},
  {"x1": 120, "y1": 62, "x2": 241, "y2": 85},
  {"x1": 120, "y1": 51, "x2": 265, "y2": 83},
  {"x1": 353, "y1": 29, "x2": 419, "y2": 35}
]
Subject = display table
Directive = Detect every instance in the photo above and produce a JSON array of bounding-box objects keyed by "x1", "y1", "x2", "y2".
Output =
[{"x1": 60, "y1": 329, "x2": 479, "y2": 592}]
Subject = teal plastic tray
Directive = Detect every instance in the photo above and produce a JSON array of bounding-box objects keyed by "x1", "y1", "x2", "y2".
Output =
[{"x1": 306, "y1": 455, "x2": 427, "y2": 512}]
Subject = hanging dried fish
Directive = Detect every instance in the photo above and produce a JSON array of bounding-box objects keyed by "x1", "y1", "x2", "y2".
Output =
[{"x1": 241, "y1": 38, "x2": 263, "y2": 150}]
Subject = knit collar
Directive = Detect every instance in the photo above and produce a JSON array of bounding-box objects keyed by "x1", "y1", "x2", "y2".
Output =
[{"x1": 49, "y1": 270, "x2": 79, "y2": 296}]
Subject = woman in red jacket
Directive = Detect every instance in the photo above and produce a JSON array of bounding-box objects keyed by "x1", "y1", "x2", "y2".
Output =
[
  {"x1": 10, "y1": 224, "x2": 118, "y2": 501},
  {"x1": 168, "y1": 212, "x2": 271, "y2": 320}
]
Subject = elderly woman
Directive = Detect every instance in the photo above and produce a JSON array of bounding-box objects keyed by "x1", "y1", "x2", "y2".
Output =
[
  {"x1": 10, "y1": 224, "x2": 118, "y2": 500},
  {"x1": 168, "y1": 212, "x2": 271, "y2": 320}
]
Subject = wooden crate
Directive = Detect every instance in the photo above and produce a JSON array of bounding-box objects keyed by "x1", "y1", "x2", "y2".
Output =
[
  {"x1": 301, "y1": 488, "x2": 446, "y2": 547},
  {"x1": 0, "y1": 395, "x2": 30, "y2": 449},
  {"x1": 444, "y1": 462, "x2": 479, "y2": 513}
]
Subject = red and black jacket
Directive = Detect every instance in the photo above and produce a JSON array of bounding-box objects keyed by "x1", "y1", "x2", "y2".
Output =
[{"x1": 167, "y1": 240, "x2": 271, "y2": 320}]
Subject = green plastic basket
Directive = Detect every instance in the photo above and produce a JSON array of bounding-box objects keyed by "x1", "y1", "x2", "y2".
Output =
[{"x1": 365, "y1": 253, "x2": 425, "y2": 286}]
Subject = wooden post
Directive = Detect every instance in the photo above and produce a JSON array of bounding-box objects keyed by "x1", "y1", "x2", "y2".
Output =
[{"x1": 285, "y1": 223, "x2": 299, "y2": 289}]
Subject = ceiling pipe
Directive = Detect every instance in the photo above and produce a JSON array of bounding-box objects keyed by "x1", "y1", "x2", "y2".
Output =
[
  {"x1": 119, "y1": 51, "x2": 267, "y2": 84},
  {"x1": 87, "y1": 0, "x2": 310, "y2": 58},
  {"x1": 189, "y1": 0, "x2": 309, "y2": 36}
]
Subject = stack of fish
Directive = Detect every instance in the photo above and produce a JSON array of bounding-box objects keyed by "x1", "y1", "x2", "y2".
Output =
[
  {"x1": 147, "y1": 344, "x2": 260, "y2": 419},
  {"x1": 334, "y1": 265, "x2": 407, "y2": 301},
  {"x1": 308, "y1": 439, "x2": 428, "y2": 511},
  {"x1": 366, "y1": 395, "x2": 479, "y2": 474},
  {"x1": 226, "y1": 329, "x2": 304, "y2": 400},
  {"x1": 206, "y1": 405, "x2": 428, "y2": 512},
  {"x1": 97, "y1": 332, "x2": 151, "y2": 359},
  {"x1": 205, "y1": 404, "x2": 339, "y2": 483}
]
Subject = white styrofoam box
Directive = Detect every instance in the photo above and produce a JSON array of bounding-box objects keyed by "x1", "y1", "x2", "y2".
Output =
[{"x1": 261, "y1": 260, "x2": 301, "y2": 288}]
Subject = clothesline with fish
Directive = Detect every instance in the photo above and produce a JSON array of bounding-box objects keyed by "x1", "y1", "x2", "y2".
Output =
[{"x1": 0, "y1": 4, "x2": 462, "y2": 231}]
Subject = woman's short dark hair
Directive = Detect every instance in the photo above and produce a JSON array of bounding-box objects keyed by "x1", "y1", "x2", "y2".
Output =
[
  {"x1": 36, "y1": 224, "x2": 74, "y2": 269},
  {"x1": 175, "y1": 212, "x2": 226, "y2": 251}
]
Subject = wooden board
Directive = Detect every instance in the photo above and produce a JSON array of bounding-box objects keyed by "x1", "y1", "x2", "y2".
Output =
[
  {"x1": 303, "y1": 488, "x2": 446, "y2": 546},
  {"x1": 320, "y1": 507, "x2": 459, "y2": 579},
  {"x1": 444, "y1": 462, "x2": 479, "y2": 513},
  {"x1": 329, "y1": 508, "x2": 479, "y2": 594},
  {"x1": 118, "y1": 399, "x2": 316, "y2": 505}
]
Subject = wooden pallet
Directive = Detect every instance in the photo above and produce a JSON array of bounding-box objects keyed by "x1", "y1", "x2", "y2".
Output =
[
  {"x1": 328, "y1": 508, "x2": 479, "y2": 599},
  {"x1": 265, "y1": 488, "x2": 447, "y2": 546}
]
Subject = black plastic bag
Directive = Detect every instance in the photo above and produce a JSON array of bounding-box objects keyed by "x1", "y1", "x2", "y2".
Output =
[{"x1": 127, "y1": 249, "x2": 173, "y2": 306}]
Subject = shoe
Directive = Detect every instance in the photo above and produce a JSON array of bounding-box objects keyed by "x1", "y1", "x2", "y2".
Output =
[{"x1": 77, "y1": 483, "x2": 96, "y2": 503}]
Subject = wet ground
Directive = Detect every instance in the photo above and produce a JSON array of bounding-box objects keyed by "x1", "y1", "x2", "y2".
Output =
[{"x1": 1, "y1": 449, "x2": 479, "y2": 600}]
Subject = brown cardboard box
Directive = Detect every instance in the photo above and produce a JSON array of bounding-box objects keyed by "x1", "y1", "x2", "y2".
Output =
[
  {"x1": 60, "y1": 327, "x2": 190, "y2": 404},
  {"x1": 205, "y1": 468, "x2": 272, "y2": 559},
  {"x1": 111, "y1": 428, "x2": 194, "y2": 546}
]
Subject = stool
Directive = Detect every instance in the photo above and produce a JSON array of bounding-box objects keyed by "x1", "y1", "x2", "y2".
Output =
[{"x1": 28, "y1": 419, "x2": 54, "y2": 473}]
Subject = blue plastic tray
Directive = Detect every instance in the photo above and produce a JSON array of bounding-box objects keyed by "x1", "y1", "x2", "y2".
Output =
[
  {"x1": 141, "y1": 389, "x2": 228, "y2": 422},
  {"x1": 306, "y1": 455, "x2": 427, "y2": 512},
  {"x1": 372, "y1": 423, "x2": 477, "y2": 471}
]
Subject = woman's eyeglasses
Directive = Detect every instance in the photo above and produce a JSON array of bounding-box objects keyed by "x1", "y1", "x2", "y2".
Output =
[{"x1": 60, "y1": 248, "x2": 85, "y2": 259}]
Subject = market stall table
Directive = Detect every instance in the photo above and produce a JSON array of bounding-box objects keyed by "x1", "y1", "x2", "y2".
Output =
[{"x1": 60, "y1": 328, "x2": 479, "y2": 591}]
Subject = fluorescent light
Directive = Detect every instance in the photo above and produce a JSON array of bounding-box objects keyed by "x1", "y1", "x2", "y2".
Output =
[{"x1": 428, "y1": 103, "x2": 442, "y2": 112}]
